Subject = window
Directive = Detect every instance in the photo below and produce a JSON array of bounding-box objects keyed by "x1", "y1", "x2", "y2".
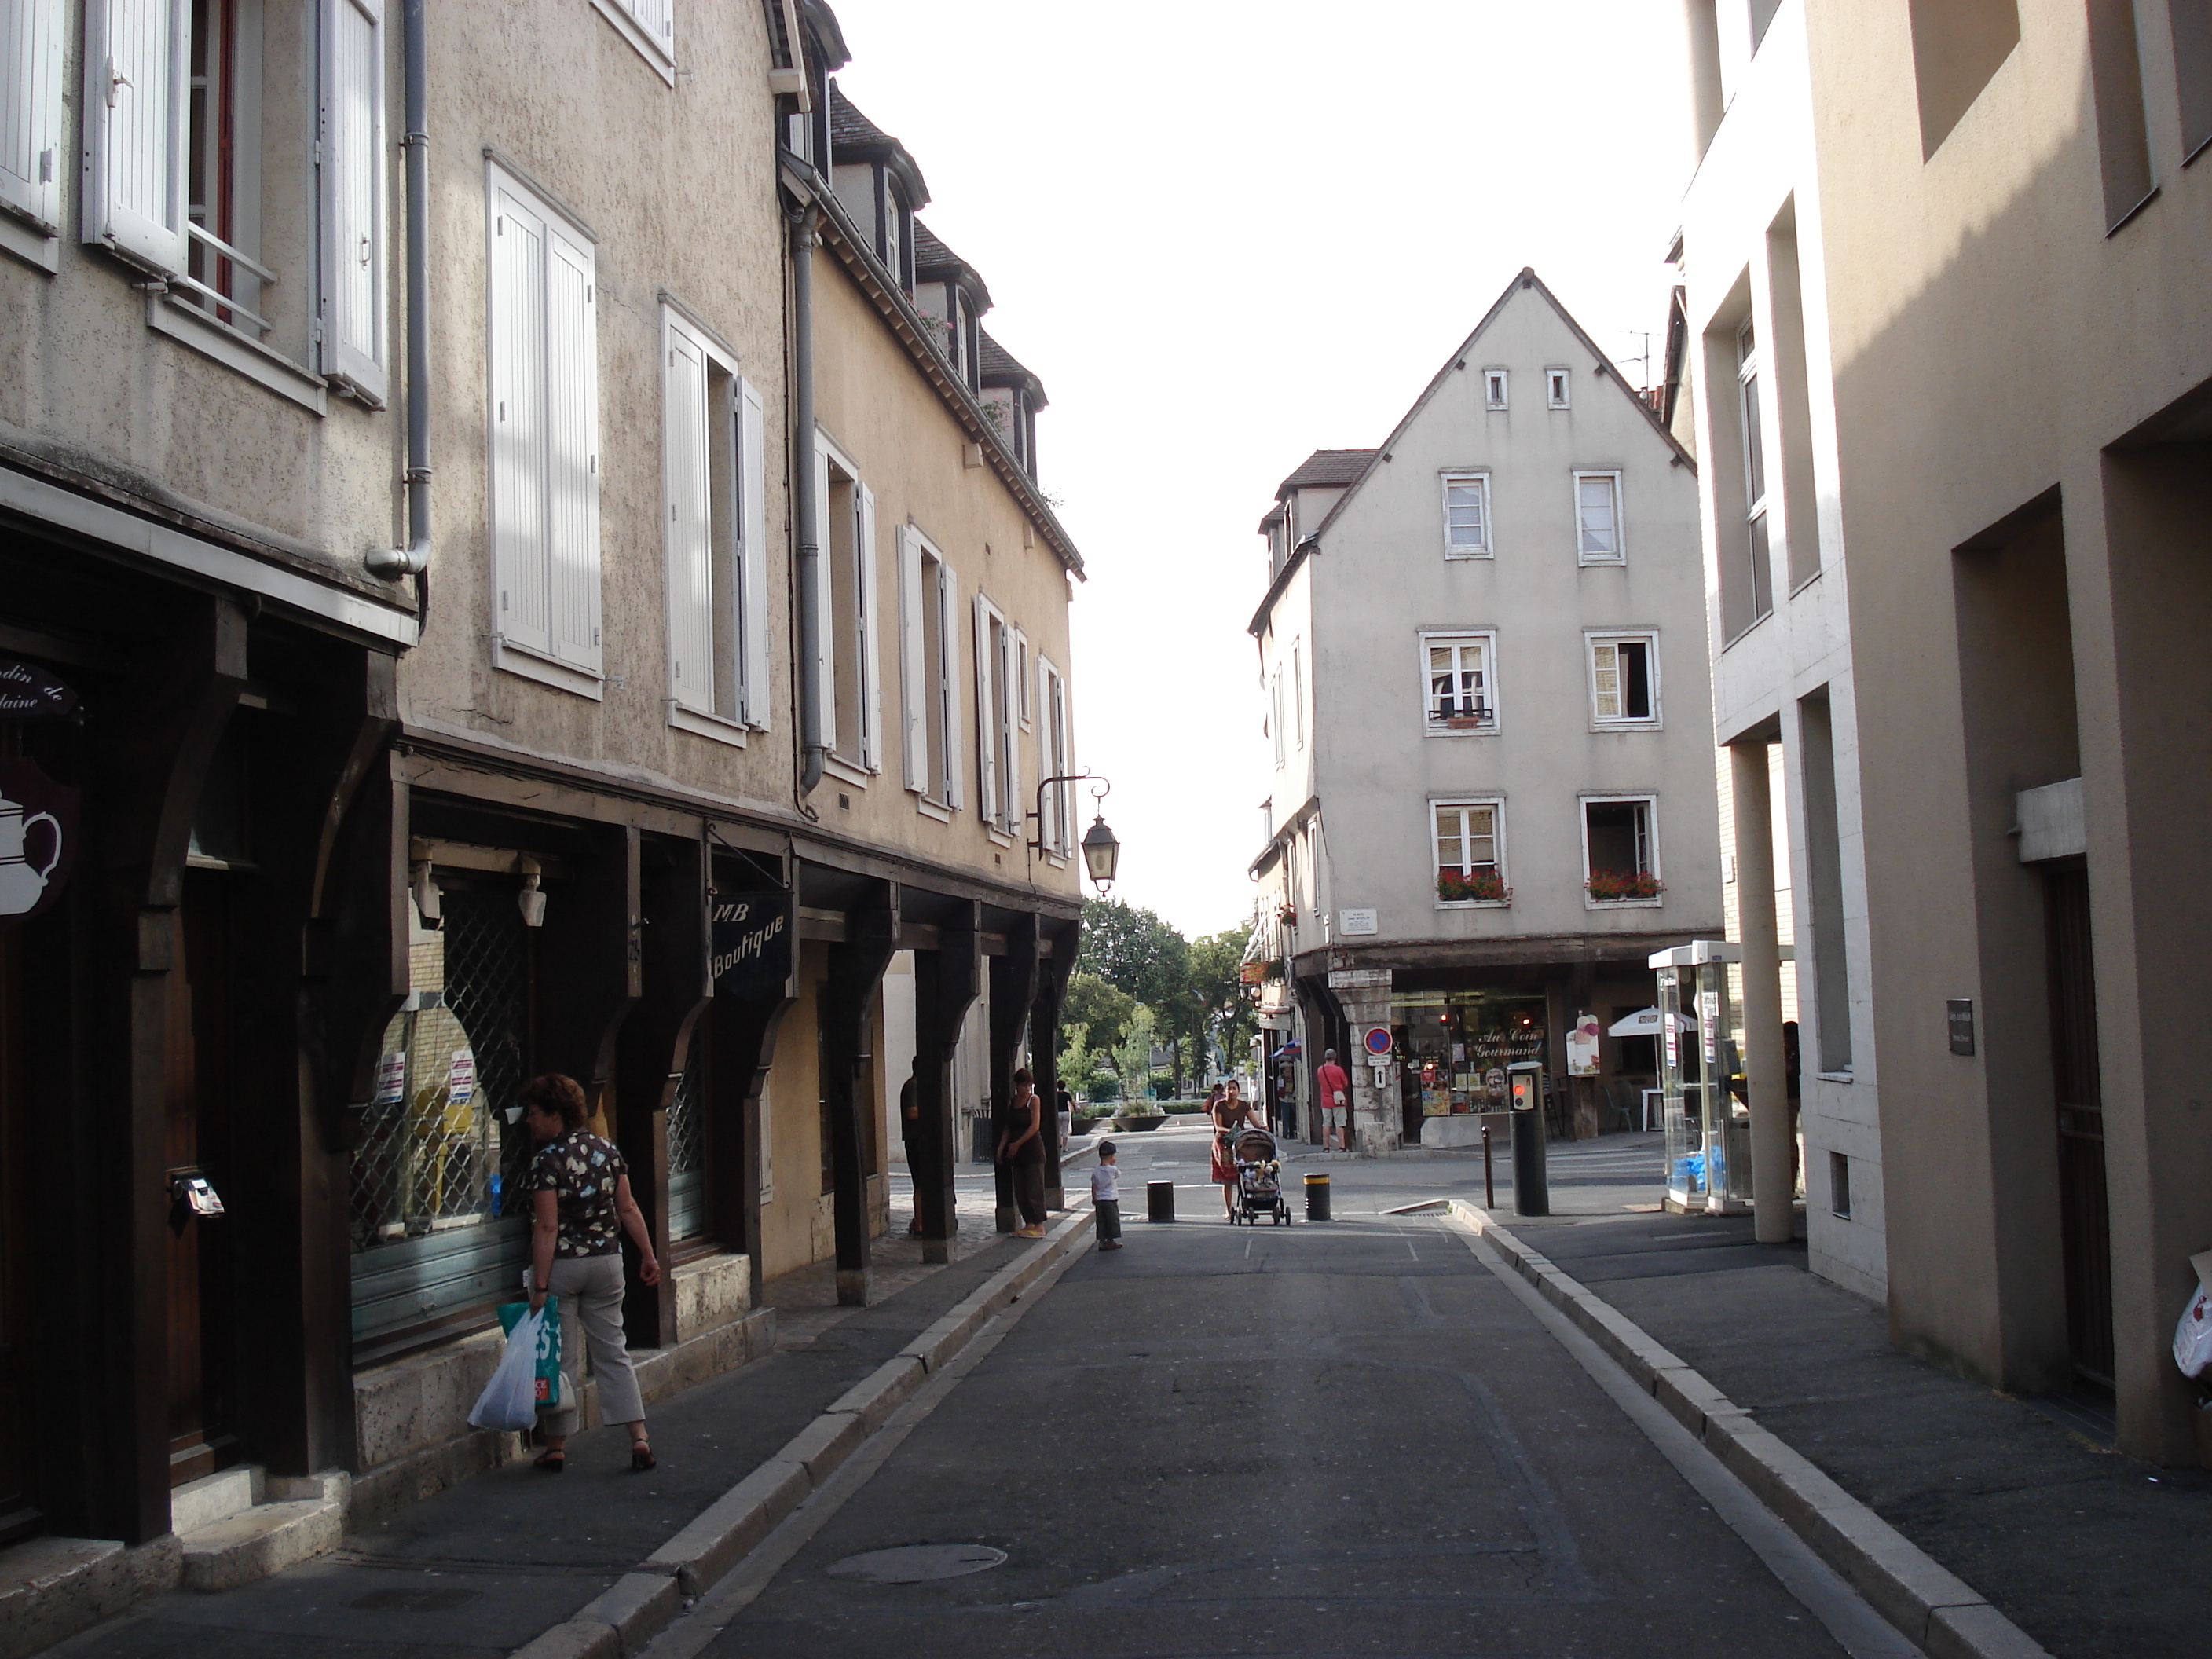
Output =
[
  {"x1": 1547, "y1": 368, "x2": 1571, "y2": 408},
  {"x1": 1829, "y1": 1151, "x2": 1852, "y2": 1219},
  {"x1": 974, "y1": 594, "x2": 1019, "y2": 833},
  {"x1": 1573, "y1": 471, "x2": 1624, "y2": 563},
  {"x1": 1270, "y1": 670, "x2": 1286, "y2": 767},
  {"x1": 1738, "y1": 320, "x2": 1774, "y2": 622},
  {"x1": 897, "y1": 529, "x2": 962, "y2": 809},
  {"x1": 883, "y1": 179, "x2": 909, "y2": 287},
  {"x1": 489, "y1": 163, "x2": 602, "y2": 687},
  {"x1": 814, "y1": 437, "x2": 880, "y2": 775},
  {"x1": 1588, "y1": 634, "x2": 1659, "y2": 724},
  {"x1": 1441, "y1": 473, "x2": 1492, "y2": 558},
  {"x1": 1484, "y1": 369, "x2": 1508, "y2": 410},
  {"x1": 1013, "y1": 628, "x2": 1032, "y2": 730},
  {"x1": 1421, "y1": 632, "x2": 1497, "y2": 733},
  {"x1": 1037, "y1": 656, "x2": 1073, "y2": 855},
  {"x1": 952, "y1": 288, "x2": 975, "y2": 386},
  {"x1": 591, "y1": 0, "x2": 676, "y2": 85},
  {"x1": 1433, "y1": 800, "x2": 1508, "y2": 906},
  {"x1": 82, "y1": 0, "x2": 386, "y2": 404},
  {"x1": 663, "y1": 306, "x2": 768, "y2": 738},
  {"x1": 0, "y1": 0, "x2": 65, "y2": 248},
  {"x1": 1582, "y1": 797, "x2": 1661, "y2": 904},
  {"x1": 1291, "y1": 639, "x2": 1305, "y2": 749}
]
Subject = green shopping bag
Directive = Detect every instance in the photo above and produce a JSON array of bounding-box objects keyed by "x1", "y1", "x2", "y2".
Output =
[{"x1": 496, "y1": 1296, "x2": 562, "y2": 1408}]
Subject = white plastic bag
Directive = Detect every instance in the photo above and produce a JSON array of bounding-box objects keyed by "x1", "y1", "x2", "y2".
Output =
[
  {"x1": 2174, "y1": 1284, "x2": 2212, "y2": 1380},
  {"x1": 469, "y1": 1307, "x2": 546, "y2": 1431}
]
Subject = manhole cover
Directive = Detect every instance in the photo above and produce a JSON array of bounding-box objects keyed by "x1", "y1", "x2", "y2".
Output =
[
  {"x1": 344, "y1": 1587, "x2": 481, "y2": 1613},
  {"x1": 826, "y1": 1544, "x2": 1007, "y2": 1584}
]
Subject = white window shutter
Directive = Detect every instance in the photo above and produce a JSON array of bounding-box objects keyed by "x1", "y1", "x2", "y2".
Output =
[
  {"x1": 320, "y1": 0, "x2": 387, "y2": 402},
  {"x1": 544, "y1": 225, "x2": 601, "y2": 672},
  {"x1": 856, "y1": 483, "x2": 881, "y2": 771},
  {"x1": 1054, "y1": 676, "x2": 1075, "y2": 853},
  {"x1": 897, "y1": 529, "x2": 927, "y2": 792},
  {"x1": 938, "y1": 564, "x2": 961, "y2": 809},
  {"x1": 489, "y1": 185, "x2": 551, "y2": 656},
  {"x1": 972, "y1": 594, "x2": 996, "y2": 824},
  {"x1": 738, "y1": 377, "x2": 770, "y2": 727},
  {"x1": 811, "y1": 443, "x2": 837, "y2": 755},
  {"x1": 998, "y1": 621, "x2": 1019, "y2": 834},
  {"x1": 82, "y1": 0, "x2": 188, "y2": 272},
  {"x1": 0, "y1": 0, "x2": 64, "y2": 232},
  {"x1": 664, "y1": 321, "x2": 712, "y2": 712}
]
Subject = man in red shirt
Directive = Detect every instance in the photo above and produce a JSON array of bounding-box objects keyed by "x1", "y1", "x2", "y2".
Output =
[{"x1": 1313, "y1": 1049, "x2": 1351, "y2": 1153}]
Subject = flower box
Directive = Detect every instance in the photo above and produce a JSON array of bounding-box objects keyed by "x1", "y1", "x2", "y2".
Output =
[
  {"x1": 1586, "y1": 870, "x2": 1664, "y2": 903},
  {"x1": 1437, "y1": 868, "x2": 1511, "y2": 904}
]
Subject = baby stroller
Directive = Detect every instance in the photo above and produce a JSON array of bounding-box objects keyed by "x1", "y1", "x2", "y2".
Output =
[{"x1": 1229, "y1": 1126, "x2": 1291, "y2": 1226}]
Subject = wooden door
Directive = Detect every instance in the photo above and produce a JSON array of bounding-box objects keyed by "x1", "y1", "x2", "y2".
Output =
[
  {"x1": 166, "y1": 871, "x2": 239, "y2": 1485},
  {"x1": 2044, "y1": 865, "x2": 2115, "y2": 1389}
]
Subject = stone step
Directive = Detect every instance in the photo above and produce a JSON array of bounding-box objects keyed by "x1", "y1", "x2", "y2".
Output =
[
  {"x1": 168, "y1": 1465, "x2": 262, "y2": 1536},
  {"x1": 178, "y1": 1499, "x2": 343, "y2": 1594}
]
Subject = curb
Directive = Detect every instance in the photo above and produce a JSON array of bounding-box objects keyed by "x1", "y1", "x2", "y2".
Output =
[
  {"x1": 511, "y1": 1207, "x2": 1096, "y2": 1657},
  {"x1": 1446, "y1": 1200, "x2": 2054, "y2": 1659}
]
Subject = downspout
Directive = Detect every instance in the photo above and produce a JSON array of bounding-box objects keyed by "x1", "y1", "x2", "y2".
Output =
[
  {"x1": 790, "y1": 202, "x2": 826, "y2": 794},
  {"x1": 366, "y1": 0, "x2": 431, "y2": 608}
]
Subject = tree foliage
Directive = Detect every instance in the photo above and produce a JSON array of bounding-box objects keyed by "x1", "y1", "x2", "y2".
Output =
[{"x1": 1073, "y1": 898, "x2": 1255, "y2": 1093}]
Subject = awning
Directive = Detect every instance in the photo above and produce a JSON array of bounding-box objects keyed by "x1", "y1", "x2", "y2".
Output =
[{"x1": 1609, "y1": 1006, "x2": 1696, "y2": 1037}]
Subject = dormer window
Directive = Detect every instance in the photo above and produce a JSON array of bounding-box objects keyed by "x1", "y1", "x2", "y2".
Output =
[
  {"x1": 884, "y1": 183, "x2": 907, "y2": 288},
  {"x1": 953, "y1": 289, "x2": 974, "y2": 386}
]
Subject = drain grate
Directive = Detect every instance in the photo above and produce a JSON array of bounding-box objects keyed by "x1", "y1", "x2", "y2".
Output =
[{"x1": 826, "y1": 1544, "x2": 1007, "y2": 1584}]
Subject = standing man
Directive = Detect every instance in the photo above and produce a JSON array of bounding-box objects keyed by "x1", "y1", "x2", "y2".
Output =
[{"x1": 1314, "y1": 1047, "x2": 1352, "y2": 1154}]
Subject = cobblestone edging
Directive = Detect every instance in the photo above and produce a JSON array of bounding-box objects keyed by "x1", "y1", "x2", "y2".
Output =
[
  {"x1": 510, "y1": 1207, "x2": 1097, "y2": 1659},
  {"x1": 1447, "y1": 1200, "x2": 2054, "y2": 1659}
]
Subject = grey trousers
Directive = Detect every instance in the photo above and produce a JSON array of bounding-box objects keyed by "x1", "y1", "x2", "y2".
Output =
[{"x1": 537, "y1": 1254, "x2": 645, "y2": 1436}]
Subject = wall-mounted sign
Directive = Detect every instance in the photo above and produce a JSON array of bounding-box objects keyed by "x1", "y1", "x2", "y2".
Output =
[
  {"x1": 1363, "y1": 1025, "x2": 1393, "y2": 1058},
  {"x1": 1947, "y1": 998, "x2": 1976, "y2": 1057},
  {"x1": 0, "y1": 760, "x2": 76, "y2": 923},
  {"x1": 711, "y1": 888, "x2": 793, "y2": 998},
  {"x1": 0, "y1": 661, "x2": 79, "y2": 724},
  {"x1": 446, "y1": 1048, "x2": 477, "y2": 1110},
  {"x1": 1339, "y1": 907, "x2": 1378, "y2": 936}
]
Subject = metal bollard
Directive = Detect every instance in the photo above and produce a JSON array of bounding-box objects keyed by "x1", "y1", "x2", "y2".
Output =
[
  {"x1": 1510, "y1": 1105, "x2": 1550, "y2": 1218},
  {"x1": 1146, "y1": 1179, "x2": 1176, "y2": 1222},
  {"x1": 1304, "y1": 1171, "x2": 1331, "y2": 1221}
]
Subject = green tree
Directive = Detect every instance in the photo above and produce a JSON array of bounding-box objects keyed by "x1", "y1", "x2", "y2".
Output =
[
  {"x1": 1061, "y1": 970, "x2": 1136, "y2": 1055},
  {"x1": 1111, "y1": 1004, "x2": 1158, "y2": 1101},
  {"x1": 1080, "y1": 897, "x2": 1203, "y2": 1091},
  {"x1": 1190, "y1": 925, "x2": 1259, "y2": 1078}
]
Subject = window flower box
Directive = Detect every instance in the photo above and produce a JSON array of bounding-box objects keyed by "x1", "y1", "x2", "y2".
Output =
[
  {"x1": 1437, "y1": 868, "x2": 1511, "y2": 904},
  {"x1": 1585, "y1": 870, "x2": 1664, "y2": 903},
  {"x1": 1276, "y1": 903, "x2": 1298, "y2": 925}
]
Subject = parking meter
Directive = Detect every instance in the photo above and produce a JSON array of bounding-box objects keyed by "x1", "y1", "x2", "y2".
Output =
[{"x1": 1507, "y1": 1060, "x2": 1550, "y2": 1217}]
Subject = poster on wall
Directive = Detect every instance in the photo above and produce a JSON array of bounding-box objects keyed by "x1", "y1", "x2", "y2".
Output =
[{"x1": 1566, "y1": 1013, "x2": 1602, "y2": 1076}]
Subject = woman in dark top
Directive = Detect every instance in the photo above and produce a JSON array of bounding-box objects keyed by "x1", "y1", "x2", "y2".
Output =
[
  {"x1": 995, "y1": 1067, "x2": 1048, "y2": 1237},
  {"x1": 1210, "y1": 1080, "x2": 1258, "y2": 1218},
  {"x1": 521, "y1": 1073, "x2": 661, "y2": 1472}
]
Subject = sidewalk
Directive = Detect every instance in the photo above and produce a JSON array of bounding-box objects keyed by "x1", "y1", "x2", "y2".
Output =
[
  {"x1": 1473, "y1": 1131, "x2": 2212, "y2": 1659},
  {"x1": 48, "y1": 1186, "x2": 1068, "y2": 1659}
]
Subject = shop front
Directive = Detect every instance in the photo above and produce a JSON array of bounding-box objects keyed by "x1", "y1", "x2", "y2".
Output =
[{"x1": 1392, "y1": 985, "x2": 1547, "y2": 1144}]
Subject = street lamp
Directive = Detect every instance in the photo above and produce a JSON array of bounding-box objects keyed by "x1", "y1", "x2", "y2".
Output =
[{"x1": 1031, "y1": 774, "x2": 1120, "y2": 892}]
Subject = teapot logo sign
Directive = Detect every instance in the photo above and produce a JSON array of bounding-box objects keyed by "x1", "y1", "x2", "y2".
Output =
[{"x1": 0, "y1": 759, "x2": 76, "y2": 924}]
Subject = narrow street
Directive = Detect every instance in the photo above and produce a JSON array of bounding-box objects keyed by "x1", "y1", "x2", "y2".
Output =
[{"x1": 642, "y1": 1126, "x2": 1914, "y2": 1659}]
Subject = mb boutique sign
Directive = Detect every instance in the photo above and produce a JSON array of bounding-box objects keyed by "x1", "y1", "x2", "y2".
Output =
[{"x1": 710, "y1": 889, "x2": 793, "y2": 998}]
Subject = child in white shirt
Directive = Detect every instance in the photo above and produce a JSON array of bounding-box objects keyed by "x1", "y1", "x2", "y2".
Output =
[{"x1": 1090, "y1": 1141, "x2": 1122, "y2": 1251}]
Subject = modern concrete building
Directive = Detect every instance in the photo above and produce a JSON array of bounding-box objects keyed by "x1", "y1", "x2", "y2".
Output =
[
  {"x1": 1675, "y1": 0, "x2": 2212, "y2": 1464},
  {"x1": 0, "y1": 0, "x2": 1090, "y2": 1625},
  {"x1": 1247, "y1": 271, "x2": 1722, "y2": 1156}
]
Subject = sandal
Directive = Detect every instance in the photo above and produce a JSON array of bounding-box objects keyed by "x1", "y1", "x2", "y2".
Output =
[
  {"x1": 533, "y1": 1450, "x2": 565, "y2": 1474},
  {"x1": 631, "y1": 1440, "x2": 657, "y2": 1473}
]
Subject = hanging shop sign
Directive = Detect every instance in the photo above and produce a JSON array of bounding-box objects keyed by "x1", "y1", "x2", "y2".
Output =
[
  {"x1": 0, "y1": 759, "x2": 76, "y2": 923},
  {"x1": 0, "y1": 660, "x2": 81, "y2": 725},
  {"x1": 710, "y1": 888, "x2": 793, "y2": 998}
]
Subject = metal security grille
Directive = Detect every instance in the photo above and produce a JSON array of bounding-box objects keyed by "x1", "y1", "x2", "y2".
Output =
[
  {"x1": 441, "y1": 888, "x2": 533, "y2": 1208},
  {"x1": 666, "y1": 1036, "x2": 706, "y2": 1240}
]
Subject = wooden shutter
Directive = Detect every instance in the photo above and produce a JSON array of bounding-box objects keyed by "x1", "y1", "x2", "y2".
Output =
[
  {"x1": 320, "y1": 0, "x2": 387, "y2": 401},
  {"x1": 856, "y1": 483, "x2": 881, "y2": 771},
  {"x1": 1591, "y1": 641, "x2": 1621, "y2": 720},
  {"x1": 997, "y1": 618, "x2": 1018, "y2": 833},
  {"x1": 489, "y1": 181, "x2": 551, "y2": 656},
  {"x1": 0, "y1": 0, "x2": 64, "y2": 231},
  {"x1": 811, "y1": 443, "x2": 837, "y2": 754},
  {"x1": 972, "y1": 595, "x2": 996, "y2": 824},
  {"x1": 82, "y1": 0, "x2": 188, "y2": 272},
  {"x1": 898, "y1": 529, "x2": 928, "y2": 792},
  {"x1": 738, "y1": 377, "x2": 769, "y2": 727},
  {"x1": 544, "y1": 223, "x2": 601, "y2": 673},
  {"x1": 937, "y1": 564, "x2": 961, "y2": 809},
  {"x1": 664, "y1": 320, "x2": 713, "y2": 711},
  {"x1": 1054, "y1": 673, "x2": 1074, "y2": 853}
]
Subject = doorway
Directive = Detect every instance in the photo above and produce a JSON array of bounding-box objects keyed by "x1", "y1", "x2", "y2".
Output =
[{"x1": 2043, "y1": 864, "x2": 2114, "y2": 1388}]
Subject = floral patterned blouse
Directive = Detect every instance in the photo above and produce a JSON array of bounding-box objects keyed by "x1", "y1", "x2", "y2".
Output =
[{"x1": 524, "y1": 1130, "x2": 629, "y2": 1258}]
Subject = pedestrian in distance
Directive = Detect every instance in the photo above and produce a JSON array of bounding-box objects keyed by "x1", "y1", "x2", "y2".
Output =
[
  {"x1": 900, "y1": 1072, "x2": 925, "y2": 1236},
  {"x1": 520, "y1": 1073, "x2": 659, "y2": 1474},
  {"x1": 1210, "y1": 1079, "x2": 1258, "y2": 1218},
  {"x1": 997, "y1": 1066, "x2": 1049, "y2": 1237},
  {"x1": 1090, "y1": 1139, "x2": 1122, "y2": 1250},
  {"x1": 1315, "y1": 1048, "x2": 1352, "y2": 1154}
]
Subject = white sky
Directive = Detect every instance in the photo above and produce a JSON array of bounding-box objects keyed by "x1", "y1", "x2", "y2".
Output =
[{"x1": 831, "y1": 1, "x2": 1694, "y2": 941}]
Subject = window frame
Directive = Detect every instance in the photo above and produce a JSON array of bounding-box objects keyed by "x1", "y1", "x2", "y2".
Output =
[
  {"x1": 1573, "y1": 469, "x2": 1625, "y2": 566},
  {"x1": 812, "y1": 430, "x2": 881, "y2": 781},
  {"x1": 1291, "y1": 637, "x2": 1305, "y2": 749},
  {"x1": 589, "y1": 0, "x2": 676, "y2": 86},
  {"x1": 1546, "y1": 367, "x2": 1572, "y2": 408},
  {"x1": 1036, "y1": 654, "x2": 1073, "y2": 859},
  {"x1": 0, "y1": 0, "x2": 65, "y2": 262},
  {"x1": 1439, "y1": 471, "x2": 1493, "y2": 560},
  {"x1": 1483, "y1": 368, "x2": 1508, "y2": 410},
  {"x1": 1430, "y1": 797, "x2": 1510, "y2": 909},
  {"x1": 1738, "y1": 317, "x2": 1774, "y2": 622},
  {"x1": 1580, "y1": 793, "x2": 1663, "y2": 908},
  {"x1": 974, "y1": 591, "x2": 1018, "y2": 837},
  {"x1": 1418, "y1": 628, "x2": 1500, "y2": 736},
  {"x1": 1585, "y1": 631, "x2": 1661, "y2": 727}
]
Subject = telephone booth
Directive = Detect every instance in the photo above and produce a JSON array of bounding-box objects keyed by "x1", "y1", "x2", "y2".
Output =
[{"x1": 1652, "y1": 941, "x2": 1753, "y2": 1214}]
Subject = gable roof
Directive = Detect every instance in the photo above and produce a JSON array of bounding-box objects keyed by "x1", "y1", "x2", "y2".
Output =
[
  {"x1": 1276, "y1": 449, "x2": 1377, "y2": 496},
  {"x1": 828, "y1": 84, "x2": 931, "y2": 204}
]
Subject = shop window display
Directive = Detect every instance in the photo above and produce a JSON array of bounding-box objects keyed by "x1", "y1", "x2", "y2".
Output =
[{"x1": 1390, "y1": 988, "x2": 1546, "y2": 1140}]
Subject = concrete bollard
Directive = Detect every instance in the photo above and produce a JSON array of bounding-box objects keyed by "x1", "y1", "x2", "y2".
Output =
[
  {"x1": 1146, "y1": 1179, "x2": 1176, "y2": 1222},
  {"x1": 1304, "y1": 1171, "x2": 1331, "y2": 1221}
]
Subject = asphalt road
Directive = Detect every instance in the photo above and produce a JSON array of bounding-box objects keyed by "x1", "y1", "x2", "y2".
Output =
[{"x1": 650, "y1": 1128, "x2": 1919, "y2": 1659}]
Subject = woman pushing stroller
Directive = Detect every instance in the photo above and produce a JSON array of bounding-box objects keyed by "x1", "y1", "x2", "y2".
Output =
[{"x1": 1209, "y1": 1080, "x2": 1258, "y2": 1218}]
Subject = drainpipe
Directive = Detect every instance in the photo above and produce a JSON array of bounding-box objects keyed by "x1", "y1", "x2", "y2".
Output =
[
  {"x1": 790, "y1": 203, "x2": 826, "y2": 794},
  {"x1": 367, "y1": 0, "x2": 431, "y2": 599}
]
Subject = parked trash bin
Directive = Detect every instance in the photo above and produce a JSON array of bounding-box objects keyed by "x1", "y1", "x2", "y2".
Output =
[
  {"x1": 1146, "y1": 1179, "x2": 1176, "y2": 1222},
  {"x1": 970, "y1": 1114, "x2": 993, "y2": 1165},
  {"x1": 1305, "y1": 1171, "x2": 1331, "y2": 1221}
]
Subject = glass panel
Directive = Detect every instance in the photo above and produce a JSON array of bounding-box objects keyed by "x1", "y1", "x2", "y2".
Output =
[
  {"x1": 1741, "y1": 374, "x2": 1766, "y2": 504},
  {"x1": 1445, "y1": 481, "x2": 1486, "y2": 550},
  {"x1": 1578, "y1": 477, "x2": 1617, "y2": 555}
]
